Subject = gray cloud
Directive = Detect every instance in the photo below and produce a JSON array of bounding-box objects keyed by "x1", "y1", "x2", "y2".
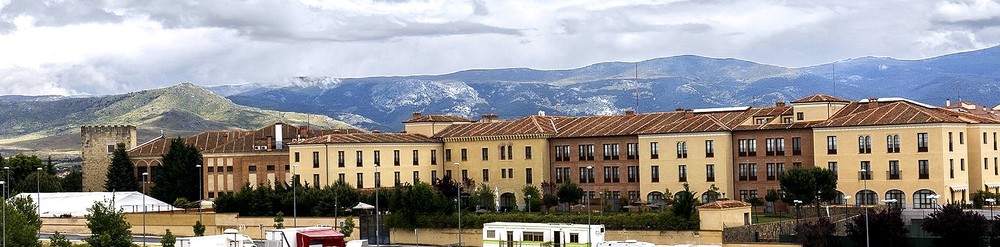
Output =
[{"x1": 0, "y1": 0, "x2": 123, "y2": 27}]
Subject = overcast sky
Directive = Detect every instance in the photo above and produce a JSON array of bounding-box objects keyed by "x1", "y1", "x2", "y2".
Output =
[{"x1": 1, "y1": 0, "x2": 999, "y2": 96}]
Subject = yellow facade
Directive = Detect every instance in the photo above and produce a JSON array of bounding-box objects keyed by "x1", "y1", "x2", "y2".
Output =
[
  {"x1": 638, "y1": 132, "x2": 733, "y2": 201},
  {"x1": 966, "y1": 125, "x2": 1000, "y2": 193},
  {"x1": 792, "y1": 102, "x2": 847, "y2": 122},
  {"x1": 289, "y1": 143, "x2": 444, "y2": 189},
  {"x1": 441, "y1": 137, "x2": 550, "y2": 206},
  {"x1": 813, "y1": 123, "x2": 974, "y2": 207},
  {"x1": 404, "y1": 122, "x2": 465, "y2": 137}
]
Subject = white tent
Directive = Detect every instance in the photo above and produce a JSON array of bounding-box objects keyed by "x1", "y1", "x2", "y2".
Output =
[
  {"x1": 12, "y1": 191, "x2": 180, "y2": 217},
  {"x1": 352, "y1": 202, "x2": 375, "y2": 210}
]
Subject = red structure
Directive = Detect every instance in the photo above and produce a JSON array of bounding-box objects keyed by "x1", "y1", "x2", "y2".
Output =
[{"x1": 295, "y1": 229, "x2": 345, "y2": 247}]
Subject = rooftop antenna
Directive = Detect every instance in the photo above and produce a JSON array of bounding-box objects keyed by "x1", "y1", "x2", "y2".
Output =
[
  {"x1": 634, "y1": 63, "x2": 640, "y2": 113},
  {"x1": 832, "y1": 62, "x2": 837, "y2": 97}
]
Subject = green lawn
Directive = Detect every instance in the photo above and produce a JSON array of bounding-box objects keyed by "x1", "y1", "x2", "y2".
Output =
[{"x1": 754, "y1": 214, "x2": 796, "y2": 224}]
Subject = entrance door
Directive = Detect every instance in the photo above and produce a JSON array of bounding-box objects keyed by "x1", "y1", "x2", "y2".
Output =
[
  {"x1": 553, "y1": 231, "x2": 562, "y2": 247},
  {"x1": 506, "y1": 231, "x2": 513, "y2": 247}
]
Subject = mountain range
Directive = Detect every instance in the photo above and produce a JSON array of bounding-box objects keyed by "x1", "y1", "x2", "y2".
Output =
[
  {"x1": 0, "y1": 83, "x2": 353, "y2": 154},
  {"x1": 218, "y1": 45, "x2": 1000, "y2": 131}
]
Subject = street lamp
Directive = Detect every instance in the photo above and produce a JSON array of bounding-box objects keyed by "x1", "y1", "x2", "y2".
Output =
[
  {"x1": 142, "y1": 172, "x2": 149, "y2": 247},
  {"x1": 454, "y1": 162, "x2": 461, "y2": 247},
  {"x1": 2, "y1": 167, "x2": 7, "y2": 199},
  {"x1": 292, "y1": 164, "x2": 299, "y2": 227},
  {"x1": 526, "y1": 194, "x2": 532, "y2": 213},
  {"x1": 843, "y1": 196, "x2": 851, "y2": 216},
  {"x1": 196, "y1": 164, "x2": 203, "y2": 222},
  {"x1": 35, "y1": 167, "x2": 42, "y2": 218},
  {"x1": 586, "y1": 166, "x2": 594, "y2": 247},
  {"x1": 859, "y1": 169, "x2": 870, "y2": 247},
  {"x1": 1, "y1": 180, "x2": 5, "y2": 247},
  {"x1": 883, "y1": 199, "x2": 898, "y2": 209},
  {"x1": 986, "y1": 198, "x2": 996, "y2": 220},
  {"x1": 375, "y1": 163, "x2": 380, "y2": 246}
]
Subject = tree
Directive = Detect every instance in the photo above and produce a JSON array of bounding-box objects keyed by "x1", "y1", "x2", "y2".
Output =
[
  {"x1": 522, "y1": 184, "x2": 541, "y2": 212},
  {"x1": 342, "y1": 217, "x2": 355, "y2": 237},
  {"x1": 556, "y1": 183, "x2": 583, "y2": 210},
  {"x1": 765, "y1": 189, "x2": 779, "y2": 215},
  {"x1": 49, "y1": 231, "x2": 72, "y2": 247},
  {"x1": 672, "y1": 183, "x2": 698, "y2": 220},
  {"x1": 16, "y1": 171, "x2": 62, "y2": 193},
  {"x1": 45, "y1": 156, "x2": 55, "y2": 175},
  {"x1": 922, "y1": 204, "x2": 988, "y2": 247},
  {"x1": 274, "y1": 211, "x2": 285, "y2": 229},
  {"x1": 796, "y1": 217, "x2": 838, "y2": 247},
  {"x1": 105, "y1": 143, "x2": 139, "y2": 192},
  {"x1": 161, "y1": 229, "x2": 177, "y2": 247},
  {"x1": 746, "y1": 196, "x2": 764, "y2": 218},
  {"x1": 469, "y1": 183, "x2": 496, "y2": 211},
  {"x1": 3, "y1": 197, "x2": 40, "y2": 247},
  {"x1": 193, "y1": 220, "x2": 206, "y2": 236},
  {"x1": 152, "y1": 138, "x2": 202, "y2": 203},
  {"x1": 5, "y1": 154, "x2": 45, "y2": 194},
  {"x1": 971, "y1": 190, "x2": 998, "y2": 208},
  {"x1": 779, "y1": 167, "x2": 837, "y2": 217},
  {"x1": 84, "y1": 197, "x2": 133, "y2": 247},
  {"x1": 847, "y1": 207, "x2": 908, "y2": 247},
  {"x1": 61, "y1": 171, "x2": 83, "y2": 192}
]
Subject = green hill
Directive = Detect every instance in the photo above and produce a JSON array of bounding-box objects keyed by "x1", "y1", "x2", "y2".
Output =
[{"x1": 0, "y1": 83, "x2": 356, "y2": 154}]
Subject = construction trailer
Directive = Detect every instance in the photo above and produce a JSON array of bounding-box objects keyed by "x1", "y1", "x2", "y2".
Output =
[
  {"x1": 483, "y1": 222, "x2": 606, "y2": 247},
  {"x1": 264, "y1": 227, "x2": 345, "y2": 247}
]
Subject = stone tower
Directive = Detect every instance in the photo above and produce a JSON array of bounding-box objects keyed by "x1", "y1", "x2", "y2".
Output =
[{"x1": 81, "y1": 125, "x2": 137, "y2": 192}]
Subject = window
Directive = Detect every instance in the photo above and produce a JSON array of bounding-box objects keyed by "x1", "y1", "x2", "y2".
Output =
[
  {"x1": 356, "y1": 151, "x2": 363, "y2": 167},
  {"x1": 776, "y1": 138, "x2": 785, "y2": 156},
  {"x1": 482, "y1": 148, "x2": 489, "y2": 161},
  {"x1": 314, "y1": 174, "x2": 320, "y2": 186},
  {"x1": 413, "y1": 171, "x2": 420, "y2": 184},
  {"x1": 856, "y1": 190, "x2": 877, "y2": 205},
  {"x1": 463, "y1": 169, "x2": 469, "y2": 181},
  {"x1": 949, "y1": 159, "x2": 955, "y2": 178},
  {"x1": 432, "y1": 170, "x2": 438, "y2": 181},
  {"x1": 888, "y1": 160, "x2": 900, "y2": 180},
  {"x1": 391, "y1": 150, "x2": 399, "y2": 166},
  {"x1": 676, "y1": 142, "x2": 687, "y2": 158},
  {"x1": 994, "y1": 132, "x2": 998, "y2": 150},
  {"x1": 604, "y1": 167, "x2": 614, "y2": 183},
  {"x1": 483, "y1": 169, "x2": 490, "y2": 182},
  {"x1": 827, "y1": 136, "x2": 838, "y2": 154},
  {"x1": 738, "y1": 139, "x2": 748, "y2": 156},
  {"x1": 613, "y1": 166, "x2": 620, "y2": 183},
  {"x1": 858, "y1": 135, "x2": 871, "y2": 154},
  {"x1": 525, "y1": 168, "x2": 533, "y2": 184},
  {"x1": 917, "y1": 133, "x2": 929, "y2": 152},
  {"x1": 500, "y1": 145, "x2": 506, "y2": 160},
  {"x1": 748, "y1": 139, "x2": 757, "y2": 156},
  {"x1": 461, "y1": 148, "x2": 468, "y2": 161},
  {"x1": 961, "y1": 159, "x2": 965, "y2": 171},
  {"x1": 555, "y1": 168, "x2": 564, "y2": 183},
  {"x1": 267, "y1": 165, "x2": 275, "y2": 171},
  {"x1": 312, "y1": 152, "x2": 320, "y2": 168},
  {"x1": 507, "y1": 144, "x2": 513, "y2": 160},
  {"x1": 506, "y1": 168, "x2": 513, "y2": 179},
  {"x1": 913, "y1": 190, "x2": 937, "y2": 209},
  {"x1": 796, "y1": 112, "x2": 804, "y2": 120},
  {"x1": 445, "y1": 149, "x2": 452, "y2": 162},
  {"x1": 650, "y1": 142, "x2": 659, "y2": 159},
  {"x1": 523, "y1": 232, "x2": 544, "y2": 242},
  {"x1": 792, "y1": 137, "x2": 802, "y2": 155},
  {"x1": 578, "y1": 167, "x2": 588, "y2": 183},
  {"x1": 627, "y1": 143, "x2": 638, "y2": 159},
  {"x1": 678, "y1": 165, "x2": 687, "y2": 182},
  {"x1": 413, "y1": 150, "x2": 419, "y2": 165},
  {"x1": 828, "y1": 162, "x2": 838, "y2": 179},
  {"x1": 431, "y1": 150, "x2": 437, "y2": 165},
  {"x1": 739, "y1": 164, "x2": 748, "y2": 181},
  {"x1": 860, "y1": 161, "x2": 871, "y2": 180},
  {"x1": 782, "y1": 116, "x2": 793, "y2": 123},
  {"x1": 706, "y1": 164, "x2": 715, "y2": 182},
  {"x1": 566, "y1": 168, "x2": 573, "y2": 184},
  {"x1": 294, "y1": 152, "x2": 300, "y2": 162},
  {"x1": 357, "y1": 173, "x2": 364, "y2": 189},
  {"x1": 627, "y1": 166, "x2": 639, "y2": 183},
  {"x1": 106, "y1": 144, "x2": 115, "y2": 153},
  {"x1": 555, "y1": 145, "x2": 571, "y2": 162},
  {"x1": 248, "y1": 165, "x2": 257, "y2": 172},
  {"x1": 375, "y1": 172, "x2": 381, "y2": 188},
  {"x1": 705, "y1": 140, "x2": 714, "y2": 157},
  {"x1": 651, "y1": 165, "x2": 660, "y2": 183},
  {"x1": 570, "y1": 233, "x2": 579, "y2": 244},
  {"x1": 887, "y1": 134, "x2": 901, "y2": 153},
  {"x1": 959, "y1": 132, "x2": 964, "y2": 144},
  {"x1": 227, "y1": 166, "x2": 234, "y2": 172},
  {"x1": 578, "y1": 144, "x2": 595, "y2": 160},
  {"x1": 374, "y1": 150, "x2": 381, "y2": 166},
  {"x1": 766, "y1": 163, "x2": 776, "y2": 180},
  {"x1": 525, "y1": 146, "x2": 532, "y2": 160},
  {"x1": 338, "y1": 173, "x2": 345, "y2": 184},
  {"x1": 948, "y1": 132, "x2": 954, "y2": 151},
  {"x1": 603, "y1": 143, "x2": 620, "y2": 160},
  {"x1": 739, "y1": 190, "x2": 748, "y2": 201},
  {"x1": 337, "y1": 151, "x2": 345, "y2": 167},
  {"x1": 766, "y1": 138, "x2": 775, "y2": 156},
  {"x1": 748, "y1": 163, "x2": 757, "y2": 181}
]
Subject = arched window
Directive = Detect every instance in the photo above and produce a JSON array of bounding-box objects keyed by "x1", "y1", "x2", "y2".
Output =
[
  {"x1": 832, "y1": 191, "x2": 846, "y2": 205},
  {"x1": 702, "y1": 191, "x2": 720, "y2": 203},
  {"x1": 647, "y1": 192, "x2": 665, "y2": 206},
  {"x1": 913, "y1": 189, "x2": 937, "y2": 209},
  {"x1": 856, "y1": 190, "x2": 877, "y2": 205},
  {"x1": 885, "y1": 190, "x2": 905, "y2": 208}
]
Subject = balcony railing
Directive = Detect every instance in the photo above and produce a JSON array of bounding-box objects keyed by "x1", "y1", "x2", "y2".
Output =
[
  {"x1": 858, "y1": 172, "x2": 872, "y2": 180},
  {"x1": 886, "y1": 170, "x2": 902, "y2": 180}
]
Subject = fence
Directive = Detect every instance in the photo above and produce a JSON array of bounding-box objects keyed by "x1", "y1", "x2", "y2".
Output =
[{"x1": 722, "y1": 213, "x2": 857, "y2": 243}]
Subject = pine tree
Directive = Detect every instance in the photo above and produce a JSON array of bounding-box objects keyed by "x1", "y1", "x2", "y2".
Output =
[
  {"x1": 84, "y1": 196, "x2": 132, "y2": 247},
  {"x1": 49, "y1": 231, "x2": 72, "y2": 247},
  {"x1": 193, "y1": 220, "x2": 206, "y2": 236},
  {"x1": 274, "y1": 211, "x2": 285, "y2": 229},
  {"x1": 45, "y1": 156, "x2": 55, "y2": 175},
  {"x1": 152, "y1": 138, "x2": 202, "y2": 203},
  {"x1": 105, "y1": 143, "x2": 139, "y2": 192},
  {"x1": 62, "y1": 171, "x2": 83, "y2": 192},
  {"x1": 161, "y1": 229, "x2": 177, "y2": 247},
  {"x1": 4, "y1": 197, "x2": 40, "y2": 247}
]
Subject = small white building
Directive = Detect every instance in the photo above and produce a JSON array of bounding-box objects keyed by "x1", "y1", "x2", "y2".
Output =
[
  {"x1": 12, "y1": 191, "x2": 178, "y2": 217},
  {"x1": 483, "y1": 222, "x2": 605, "y2": 247}
]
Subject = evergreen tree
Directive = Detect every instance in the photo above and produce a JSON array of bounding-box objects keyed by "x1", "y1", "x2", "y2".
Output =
[
  {"x1": 84, "y1": 197, "x2": 132, "y2": 247},
  {"x1": 193, "y1": 220, "x2": 206, "y2": 236},
  {"x1": 152, "y1": 138, "x2": 202, "y2": 203},
  {"x1": 342, "y1": 217, "x2": 355, "y2": 237},
  {"x1": 49, "y1": 231, "x2": 72, "y2": 247},
  {"x1": 522, "y1": 184, "x2": 541, "y2": 212},
  {"x1": 4, "y1": 197, "x2": 40, "y2": 247},
  {"x1": 922, "y1": 204, "x2": 988, "y2": 246},
  {"x1": 61, "y1": 171, "x2": 83, "y2": 192},
  {"x1": 274, "y1": 211, "x2": 285, "y2": 229},
  {"x1": 5, "y1": 154, "x2": 44, "y2": 194},
  {"x1": 16, "y1": 172, "x2": 62, "y2": 193},
  {"x1": 105, "y1": 143, "x2": 139, "y2": 192},
  {"x1": 45, "y1": 156, "x2": 55, "y2": 175},
  {"x1": 161, "y1": 229, "x2": 177, "y2": 247},
  {"x1": 672, "y1": 183, "x2": 698, "y2": 220}
]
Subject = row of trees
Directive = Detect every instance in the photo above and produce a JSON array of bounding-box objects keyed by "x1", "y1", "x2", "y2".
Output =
[
  {"x1": 0, "y1": 153, "x2": 82, "y2": 194},
  {"x1": 106, "y1": 138, "x2": 203, "y2": 205}
]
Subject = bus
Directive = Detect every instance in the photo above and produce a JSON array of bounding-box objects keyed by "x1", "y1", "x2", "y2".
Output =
[{"x1": 482, "y1": 222, "x2": 605, "y2": 247}]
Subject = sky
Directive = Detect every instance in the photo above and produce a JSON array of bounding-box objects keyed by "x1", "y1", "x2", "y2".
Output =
[{"x1": 1, "y1": 0, "x2": 1000, "y2": 96}]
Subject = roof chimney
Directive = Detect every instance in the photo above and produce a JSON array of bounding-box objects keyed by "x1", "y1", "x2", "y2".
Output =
[
  {"x1": 625, "y1": 109, "x2": 635, "y2": 116},
  {"x1": 868, "y1": 97, "x2": 879, "y2": 109},
  {"x1": 675, "y1": 107, "x2": 685, "y2": 112},
  {"x1": 298, "y1": 125, "x2": 309, "y2": 138},
  {"x1": 538, "y1": 111, "x2": 546, "y2": 116},
  {"x1": 683, "y1": 109, "x2": 695, "y2": 119},
  {"x1": 412, "y1": 112, "x2": 422, "y2": 119},
  {"x1": 480, "y1": 113, "x2": 500, "y2": 123},
  {"x1": 946, "y1": 98, "x2": 951, "y2": 106},
  {"x1": 775, "y1": 101, "x2": 786, "y2": 107},
  {"x1": 274, "y1": 123, "x2": 283, "y2": 150}
]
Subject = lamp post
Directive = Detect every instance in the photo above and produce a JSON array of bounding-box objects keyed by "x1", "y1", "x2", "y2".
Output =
[
  {"x1": 196, "y1": 164, "x2": 203, "y2": 222},
  {"x1": 986, "y1": 198, "x2": 996, "y2": 220},
  {"x1": 883, "y1": 199, "x2": 898, "y2": 209},
  {"x1": 526, "y1": 194, "x2": 532, "y2": 213},
  {"x1": 927, "y1": 194, "x2": 941, "y2": 216},
  {"x1": 843, "y1": 196, "x2": 851, "y2": 216},
  {"x1": 35, "y1": 167, "x2": 41, "y2": 217},
  {"x1": 860, "y1": 169, "x2": 870, "y2": 247},
  {"x1": 2, "y1": 167, "x2": 7, "y2": 199},
  {"x1": 292, "y1": 164, "x2": 298, "y2": 227},
  {"x1": 586, "y1": 166, "x2": 594, "y2": 247},
  {"x1": 142, "y1": 172, "x2": 148, "y2": 247},
  {"x1": 375, "y1": 163, "x2": 380, "y2": 246},
  {"x1": 1, "y1": 180, "x2": 5, "y2": 247},
  {"x1": 454, "y1": 162, "x2": 461, "y2": 247}
]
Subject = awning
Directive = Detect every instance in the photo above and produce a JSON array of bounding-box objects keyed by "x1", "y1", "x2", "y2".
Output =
[
  {"x1": 298, "y1": 229, "x2": 344, "y2": 238},
  {"x1": 352, "y1": 202, "x2": 375, "y2": 210}
]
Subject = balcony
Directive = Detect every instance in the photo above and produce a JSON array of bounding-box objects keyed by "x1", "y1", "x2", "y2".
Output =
[
  {"x1": 886, "y1": 170, "x2": 902, "y2": 180},
  {"x1": 858, "y1": 172, "x2": 872, "y2": 180}
]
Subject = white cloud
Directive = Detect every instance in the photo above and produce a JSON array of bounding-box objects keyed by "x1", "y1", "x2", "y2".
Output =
[{"x1": 0, "y1": 0, "x2": 998, "y2": 95}]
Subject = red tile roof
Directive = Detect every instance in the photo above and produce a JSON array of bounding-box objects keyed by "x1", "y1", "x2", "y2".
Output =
[
  {"x1": 433, "y1": 115, "x2": 561, "y2": 138},
  {"x1": 128, "y1": 123, "x2": 361, "y2": 157},
  {"x1": 553, "y1": 112, "x2": 684, "y2": 137},
  {"x1": 697, "y1": 199, "x2": 751, "y2": 209},
  {"x1": 812, "y1": 101, "x2": 1000, "y2": 128},
  {"x1": 792, "y1": 94, "x2": 850, "y2": 103},
  {"x1": 403, "y1": 114, "x2": 474, "y2": 123},
  {"x1": 294, "y1": 133, "x2": 439, "y2": 144}
]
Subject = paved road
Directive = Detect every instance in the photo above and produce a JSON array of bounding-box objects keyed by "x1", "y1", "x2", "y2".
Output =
[{"x1": 39, "y1": 232, "x2": 164, "y2": 244}]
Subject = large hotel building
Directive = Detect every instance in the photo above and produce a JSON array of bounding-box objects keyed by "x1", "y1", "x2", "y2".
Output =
[{"x1": 122, "y1": 95, "x2": 1000, "y2": 210}]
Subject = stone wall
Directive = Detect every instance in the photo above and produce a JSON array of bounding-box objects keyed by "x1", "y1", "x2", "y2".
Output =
[{"x1": 81, "y1": 125, "x2": 136, "y2": 192}]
